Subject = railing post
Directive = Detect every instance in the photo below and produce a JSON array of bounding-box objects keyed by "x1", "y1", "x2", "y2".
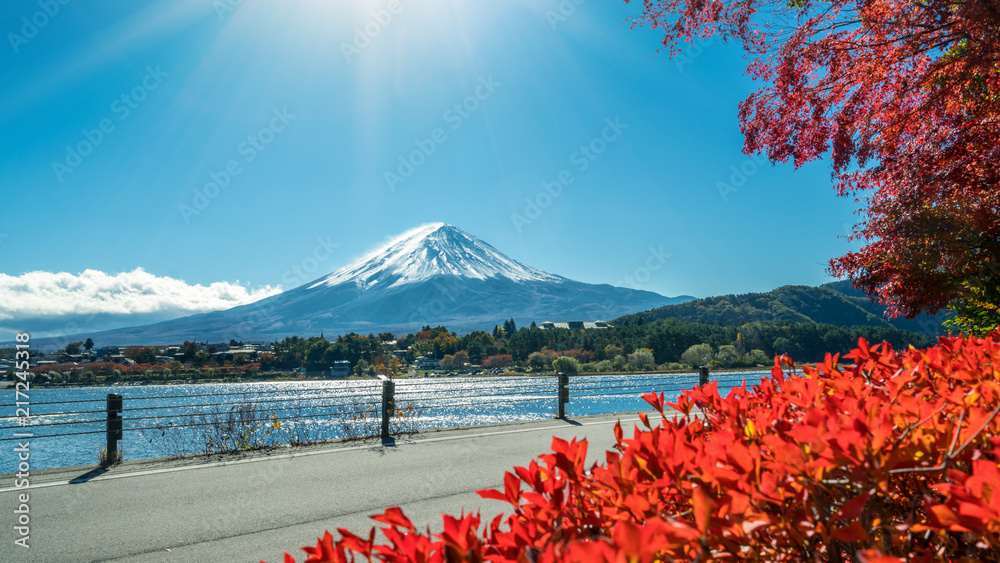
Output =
[
  {"x1": 557, "y1": 372, "x2": 569, "y2": 419},
  {"x1": 381, "y1": 379, "x2": 395, "y2": 438},
  {"x1": 699, "y1": 366, "x2": 710, "y2": 386},
  {"x1": 105, "y1": 393, "x2": 123, "y2": 465}
]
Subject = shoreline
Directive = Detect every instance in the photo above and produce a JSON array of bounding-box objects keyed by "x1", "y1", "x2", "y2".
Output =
[{"x1": 0, "y1": 365, "x2": 780, "y2": 390}]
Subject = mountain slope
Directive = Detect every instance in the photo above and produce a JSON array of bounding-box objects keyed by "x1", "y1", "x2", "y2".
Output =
[
  {"x1": 33, "y1": 224, "x2": 692, "y2": 346},
  {"x1": 614, "y1": 283, "x2": 950, "y2": 335},
  {"x1": 314, "y1": 223, "x2": 560, "y2": 289}
]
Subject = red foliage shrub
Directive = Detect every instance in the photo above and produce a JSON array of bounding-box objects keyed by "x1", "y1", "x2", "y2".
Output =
[
  {"x1": 269, "y1": 334, "x2": 1000, "y2": 562},
  {"x1": 558, "y1": 349, "x2": 596, "y2": 364},
  {"x1": 482, "y1": 355, "x2": 512, "y2": 369}
]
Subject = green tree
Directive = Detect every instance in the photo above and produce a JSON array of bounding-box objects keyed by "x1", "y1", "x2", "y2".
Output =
[
  {"x1": 680, "y1": 344, "x2": 713, "y2": 367},
  {"x1": 461, "y1": 331, "x2": 496, "y2": 363},
  {"x1": 84, "y1": 338, "x2": 94, "y2": 352},
  {"x1": 603, "y1": 345, "x2": 624, "y2": 360},
  {"x1": 503, "y1": 318, "x2": 517, "y2": 336},
  {"x1": 466, "y1": 341, "x2": 485, "y2": 364},
  {"x1": 772, "y1": 337, "x2": 799, "y2": 358},
  {"x1": 626, "y1": 348, "x2": 656, "y2": 371},
  {"x1": 528, "y1": 352, "x2": 545, "y2": 371},
  {"x1": 181, "y1": 340, "x2": 199, "y2": 362},
  {"x1": 749, "y1": 349, "x2": 770, "y2": 365},
  {"x1": 192, "y1": 351, "x2": 209, "y2": 368},
  {"x1": 65, "y1": 341, "x2": 83, "y2": 355},
  {"x1": 552, "y1": 356, "x2": 580, "y2": 374},
  {"x1": 305, "y1": 340, "x2": 331, "y2": 371},
  {"x1": 715, "y1": 345, "x2": 739, "y2": 367}
]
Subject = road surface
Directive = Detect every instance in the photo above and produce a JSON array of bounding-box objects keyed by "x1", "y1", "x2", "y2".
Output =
[{"x1": 0, "y1": 412, "x2": 657, "y2": 562}]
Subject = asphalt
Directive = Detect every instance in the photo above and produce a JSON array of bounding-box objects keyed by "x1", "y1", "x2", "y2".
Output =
[{"x1": 0, "y1": 411, "x2": 674, "y2": 562}]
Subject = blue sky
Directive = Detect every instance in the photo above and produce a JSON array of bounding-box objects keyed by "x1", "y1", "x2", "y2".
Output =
[{"x1": 0, "y1": 0, "x2": 861, "y2": 336}]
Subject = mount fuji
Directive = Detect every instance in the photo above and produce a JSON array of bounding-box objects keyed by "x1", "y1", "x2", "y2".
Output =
[{"x1": 37, "y1": 224, "x2": 693, "y2": 345}]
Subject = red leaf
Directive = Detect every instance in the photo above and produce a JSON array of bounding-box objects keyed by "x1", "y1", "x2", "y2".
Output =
[
  {"x1": 692, "y1": 486, "x2": 713, "y2": 535},
  {"x1": 832, "y1": 521, "x2": 869, "y2": 543},
  {"x1": 371, "y1": 507, "x2": 415, "y2": 532},
  {"x1": 299, "y1": 530, "x2": 340, "y2": 563},
  {"x1": 833, "y1": 491, "x2": 871, "y2": 522}
]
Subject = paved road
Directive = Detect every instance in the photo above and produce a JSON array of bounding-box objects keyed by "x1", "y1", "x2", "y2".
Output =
[{"x1": 0, "y1": 412, "x2": 652, "y2": 562}]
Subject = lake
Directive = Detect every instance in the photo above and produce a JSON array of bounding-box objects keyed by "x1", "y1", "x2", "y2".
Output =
[{"x1": 2, "y1": 371, "x2": 767, "y2": 471}]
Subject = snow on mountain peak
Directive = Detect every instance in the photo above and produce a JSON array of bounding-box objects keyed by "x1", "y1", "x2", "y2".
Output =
[{"x1": 311, "y1": 223, "x2": 561, "y2": 290}]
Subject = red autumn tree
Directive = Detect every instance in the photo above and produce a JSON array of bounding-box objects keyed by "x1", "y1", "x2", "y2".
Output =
[
  {"x1": 482, "y1": 354, "x2": 513, "y2": 369},
  {"x1": 626, "y1": 0, "x2": 1000, "y2": 331}
]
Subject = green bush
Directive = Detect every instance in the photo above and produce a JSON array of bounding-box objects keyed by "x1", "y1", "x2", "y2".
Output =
[
  {"x1": 626, "y1": 348, "x2": 656, "y2": 370},
  {"x1": 551, "y1": 356, "x2": 580, "y2": 374}
]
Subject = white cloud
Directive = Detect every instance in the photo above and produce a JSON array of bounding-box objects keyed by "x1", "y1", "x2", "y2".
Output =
[{"x1": 0, "y1": 268, "x2": 281, "y2": 339}]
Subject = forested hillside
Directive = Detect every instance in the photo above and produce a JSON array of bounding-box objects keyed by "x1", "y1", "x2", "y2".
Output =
[{"x1": 614, "y1": 283, "x2": 951, "y2": 335}]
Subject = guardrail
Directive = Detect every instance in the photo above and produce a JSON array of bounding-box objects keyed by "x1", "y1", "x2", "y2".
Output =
[{"x1": 0, "y1": 367, "x2": 764, "y2": 468}]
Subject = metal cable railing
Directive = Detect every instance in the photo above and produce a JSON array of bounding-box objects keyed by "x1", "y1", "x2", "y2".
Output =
[
  {"x1": 7, "y1": 370, "x2": 765, "y2": 459},
  {"x1": 125, "y1": 383, "x2": 382, "y2": 402}
]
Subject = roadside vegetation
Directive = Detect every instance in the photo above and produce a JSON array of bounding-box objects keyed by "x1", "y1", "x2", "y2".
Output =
[
  {"x1": 140, "y1": 394, "x2": 425, "y2": 459},
  {"x1": 271, "y1": 333, "x2": 1000, "y2": 562}
]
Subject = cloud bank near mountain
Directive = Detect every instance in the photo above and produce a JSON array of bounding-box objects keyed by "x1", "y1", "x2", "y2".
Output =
[{"x1": 0, "y1": 268, "x2": 279, "y2": 341}]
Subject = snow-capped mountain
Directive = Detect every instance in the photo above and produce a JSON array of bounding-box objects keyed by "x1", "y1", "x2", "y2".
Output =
[
  {"x1": 313, "y1": 223, "x2": 560, "y2": 290},
  {"x1": 31, "y1": 224, "x2": 693, "y2": 345}
]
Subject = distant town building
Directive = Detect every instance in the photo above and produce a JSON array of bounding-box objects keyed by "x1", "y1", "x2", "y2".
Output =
[
  {"x1": 94, "y1": 347, "x2": 118, "y2": 359},
  {"x1": 539, "y1": 320, "x2": 610, "y2": 330},
  {"x1": 330, "y1": 360, "x2": 351, "y2": 377},
  {"x1": 108, "y1": 355, "x2": 136, "y2": 366},
  {"x1": 415, "y1": 355, "x2": 441, "y2": 369},
  {"x1": 210, "y1": 348, "x2": 259, "y2": 361}
]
